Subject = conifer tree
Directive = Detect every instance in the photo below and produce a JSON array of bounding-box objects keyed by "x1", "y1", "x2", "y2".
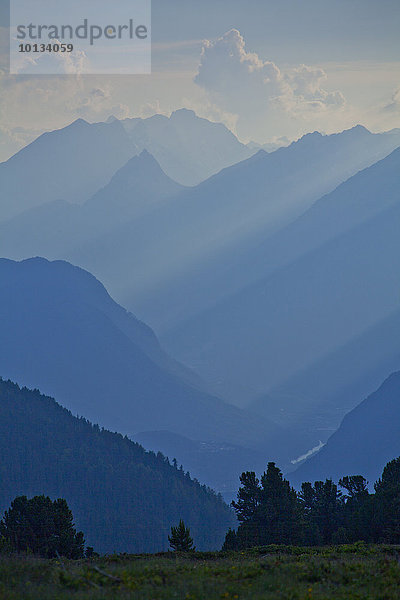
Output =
[
  {"x1": 222, "y1": 528, "x2": 239, "y2": 551},
  {"x1": 230, "y1": 462, "x2": 302, "y2": 548},
  {"x1": 232, "y1": 471, "x2": 261, "y2": 522},
  {"x1": 0, "y1": 495, "x2": 85, "y2": 558},
  {"x1": 257, "y1": 462, "x2": 302, "y2": 545},
  {"x1": 307, "y1": 480, "x2": 343, "y2": 544},
  {"x1": 224, "y1": 457, "x2": 400, "y2": 550},
  {"x1": 168, "y1": 519, "x2": 195, "y2": 552},
  {"x1": 373, "y1": 457, "x2": 400, "y2": 543}
]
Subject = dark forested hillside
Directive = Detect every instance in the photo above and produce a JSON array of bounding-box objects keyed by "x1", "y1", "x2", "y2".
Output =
[{"x1": 0, "y1": 378, "x2": 234, "y2": 553}]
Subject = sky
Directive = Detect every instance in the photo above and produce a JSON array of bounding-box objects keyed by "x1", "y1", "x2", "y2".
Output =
[{"x1": 0, "y1": 0, "x2": 399, "y2": 160}]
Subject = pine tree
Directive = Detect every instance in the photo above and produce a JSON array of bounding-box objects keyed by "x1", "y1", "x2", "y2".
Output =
[
  {"x1": 224, "y1": 456, "x2": 400, "y2": 549},
  {"x1": 168, "y1": 520, "x2": 195, "y2": 552},
  {"x1": 232, "y1": 463, "x2": 302, "y2": 548},
  {"x1": 299, "y1": 482, "x2": 323, "y2": 546},
  {"x1": 0, "y1": 495, "x2": 85, "y2": 558},
  {"x1": 338, "y1": 475, "x2": 370, "y2": 542},
  {"x1": 307, "y1": 480, "x2": 343, "y2": 544},
  {"x1": 257, "y1": 462, "x2": 302, "y2": 545},
  {"x1": 373, "y1": 457, "x2": 400, "y2": 543},
  {"x1": 339, "y1": 476, "x2": 369, "y2": 500},
  {"x1": 222, "y1": 528, "x2": 239, "y2": 551},
  {"x1": 232, "y1": 472, "x2": 261, "y2": 522}
]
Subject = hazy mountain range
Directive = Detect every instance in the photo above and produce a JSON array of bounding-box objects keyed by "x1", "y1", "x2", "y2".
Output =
[
  {"x1": 1, "y1": 111, "x2": 400, "y2": 508},
  {"x1": 1, "y1": 121, "x2": 400, "y2": 339},
  {"x1": 0, "y1": 119, "x2": 136, "y2": 222},
  {"x1": 0, "y1": 150, "x2": 185, "y2": 260},
  {"x1": 163, "y1": 145, "x2": 400, "y2": 409},
  {"x1": 124, "y1": 125, "x2": 400, "y2": 332},
  {"x1": 118, "y1": 108, "x2": 254, "y2": 185},
  {"x1": 153, "y1": 135, "x2": 400, "y2": 334},
  {"x1": 0, "y1": 109, "x2": 252, "y2": 223},
  {"x1": 0, "y1": 257, "x2": 282, "y2": 498}
]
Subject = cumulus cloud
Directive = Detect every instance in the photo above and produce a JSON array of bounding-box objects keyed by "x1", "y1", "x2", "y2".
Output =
[
  {"x1": 194, "y1": 29, "x2": 345, "y2": 120},
  {"x1": 195, "y1": 29, "x2": 288, "y2": 114},
  {"x1": 0, "y1": 73, "x2": 132, "y2": 143},
  {"x1": 287, "y1": 64, "x2": 345, "y2": 110},
  {"x1": 0, "y1": 74, "x2": 132, "y2": 159}
]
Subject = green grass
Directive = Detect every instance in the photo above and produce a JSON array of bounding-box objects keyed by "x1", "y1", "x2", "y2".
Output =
[{"x1": 1, "y1": 543, "x2": 400, "y2": 599}]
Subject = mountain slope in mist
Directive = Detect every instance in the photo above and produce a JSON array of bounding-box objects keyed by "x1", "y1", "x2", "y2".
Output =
[
  {"x1": 56, "y1": 125, "x2": 400, "y2": 330},
  {"x1": 0, "y1": 119, "x2": 137, "y2": 221},
  {"x1": 140, "y1": 132, "x2": 400, "y2": 331},
  {"x1": 120, "y1": 108, "x2": 254, "y2": 185},
  {"x1": 0, "y1": 150, "x2": 184, "y2": 260},
  {"x1": 163, "y1": 148, "x2": 400, "y2": 404},
  {"x1": 1, "y1": 125, "x2": 399, "y2": 336},
  {"x1": 290, "y1": 372, "x2": 400, "y2": 487},
  {"x1": 0, "y1": 258, "x2": 282, "y2": 495},
  {"x1": 0, "y1": 110, "x2": 253, "y2": 223}
]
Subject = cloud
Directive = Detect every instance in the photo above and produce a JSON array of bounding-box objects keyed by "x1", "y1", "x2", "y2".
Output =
[
  {"x1": 0, "y1": 72, "x2": 132, "y2": 137},
  {"x1": 138, "y1": 100, "x2": 165, "y2": 118},
  {"x1": 383, "y1": 86, "x2": 400, "y2": 113},
  {"x1": 0, "y1": 124, "x2": 42, "y2": 161},
  {"x1": 11, "y1": 44, "x2": 89, "y2": 75},
  {"x1": 194, "y1": 29, "x2": 288, "y2": 115},
  {"x1": 194, "y1": 29, "x2": 345, "y2": 120},
  {"x1": 70, "y1": 86, "x2": 131, "y2": 120},
  {"x1": 287, "y1": 64, "x2": 345, "y2": 110}
]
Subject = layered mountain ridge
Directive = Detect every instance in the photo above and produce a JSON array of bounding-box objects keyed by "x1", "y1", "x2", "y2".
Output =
[{"x1": 0, "y1": 257, "x2": 282, "y2": 498}]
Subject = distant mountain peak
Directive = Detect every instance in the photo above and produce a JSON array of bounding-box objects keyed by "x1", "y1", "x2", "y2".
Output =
[
  {"x1": 3, "y1": 256, "x2": 103, "y2": 290},
  {"x1": 138, "y1": 148, "x2": 156, "y2": 160},
  {"x1": 343, "y1": 124, "x2": 371, "y2": 136},
  {"x1": 290, "y1": 125, "x2": 373, "y2": 149},
  {"x1": 254, "y1": 148, "x2": 268, "y2": 158},
  {"x1": 297, "y1": 131, "x2": 324, "y2": 142},
  {"x1": 120, "y1": 149, "x2": 168, "y2": 177},
  {"x1": 170, "y1": 108, "x2": 197, "y2": 120},
  {"x1": 83, "y1": 147, "x2": 183, "y2": 214},
  {"x1": 68, "y1": 118, "x2": 90, "y2": 128},
  {"x1": 115, "y1": 149, "x2": 177, "y2": 181}
]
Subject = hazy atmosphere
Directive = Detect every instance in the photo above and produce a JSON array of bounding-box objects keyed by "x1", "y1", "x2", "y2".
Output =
[{"x1": 1, "y1": 1, "x2": 400, "y2": 596}]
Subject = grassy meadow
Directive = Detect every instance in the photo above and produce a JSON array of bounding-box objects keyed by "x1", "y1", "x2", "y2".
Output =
[{"x1": 1, "y1": 543, "x2": 400, "y2": 599}]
